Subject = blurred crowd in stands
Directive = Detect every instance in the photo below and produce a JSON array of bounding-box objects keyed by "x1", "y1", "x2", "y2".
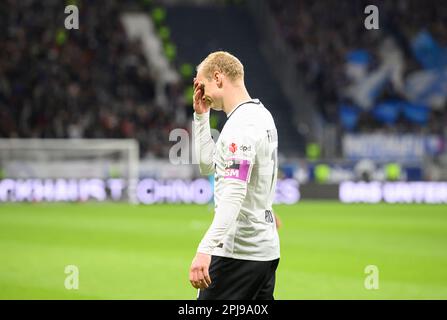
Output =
[
  {"x1": 1, "y1": 0, "x2": 446, "y2": 160},
  {"x1": 0, "y1": 0, "x2": 190, "y2": 158},
  {"x1": 269, "y1": 0, "x2": 447, "y2": 135}
]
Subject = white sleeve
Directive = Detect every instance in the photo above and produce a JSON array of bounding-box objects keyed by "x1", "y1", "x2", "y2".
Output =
[
  {"x1": 197, "y1": 179, "x2": 247, "y2": 254},
  {"x1": 197, "y1": 126, "x2": 257, "y2": 254},
  {"x1": 193, "y1": 111, "x2": 215, "y2": 175}
]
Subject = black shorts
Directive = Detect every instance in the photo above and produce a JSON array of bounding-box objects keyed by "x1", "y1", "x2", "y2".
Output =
[{"x1": 197, "y1": 255, "x2": 280, "y2": 300}]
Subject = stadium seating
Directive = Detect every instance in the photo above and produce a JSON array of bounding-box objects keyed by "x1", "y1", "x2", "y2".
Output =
[
  {"x1": 0, "y1": 0, "x2": 188, "y2": 158},
  {"x1": 269, "y1": 0, "x2": 447, "y2": 134}
]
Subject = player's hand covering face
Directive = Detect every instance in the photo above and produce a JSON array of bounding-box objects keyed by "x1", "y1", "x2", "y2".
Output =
[{"x1": 193, "y1": 78, "x2": 211, "y2": 114}]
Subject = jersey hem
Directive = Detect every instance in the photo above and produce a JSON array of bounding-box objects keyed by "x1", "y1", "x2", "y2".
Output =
[{"x1": 211, "y1": 252, "x2": 280, "y2": 262}]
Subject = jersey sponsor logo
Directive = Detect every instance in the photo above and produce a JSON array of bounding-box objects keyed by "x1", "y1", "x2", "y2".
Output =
[
  {"x1": 225, "y1": 169, "x2": 240, "y2": 177},
  {"x1": 224, "y1": 159, "x2": 239, "y2": 170},
  {"x1": 240, "y1": 145, "x2": 251, "y2": 152},
  {"x1": 229, "y1": 143, "x2": 237, "y2": 154},
  {"x1": 224, "y1": 158, "x2": 251, "y2": 182}
]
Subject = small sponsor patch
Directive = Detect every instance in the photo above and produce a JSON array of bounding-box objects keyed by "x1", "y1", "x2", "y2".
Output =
[
  {"x1": 224, "y1": 158, "x2": 251, "y2": 182},
  {"x1": 229, "y1": 143, "x2": 237, "y2": 154}
]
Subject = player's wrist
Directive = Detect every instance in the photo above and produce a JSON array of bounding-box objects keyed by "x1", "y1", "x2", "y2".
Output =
[
  {"x1": 194, "y1": 110, "x2": 210, "y2": 121},
  {"x1": 195, "y1": 252, "x2": 211, "y2": 259}
]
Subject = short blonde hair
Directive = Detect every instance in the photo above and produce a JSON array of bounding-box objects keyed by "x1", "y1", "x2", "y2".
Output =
[{"x1": 197, "y1": 51, "x2": 244, "y2": 82}]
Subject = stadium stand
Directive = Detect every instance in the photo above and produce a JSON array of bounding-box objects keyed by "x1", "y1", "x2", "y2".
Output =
[
  {"x1": 0, "y1": 0, "x2": 189, "y2": 158},
  {"x1": 269, "y1": 0, "x2": 447, "y2": 135},
  {"x1": 0, "y1": 0, "x2": 305, "y2": 159}
]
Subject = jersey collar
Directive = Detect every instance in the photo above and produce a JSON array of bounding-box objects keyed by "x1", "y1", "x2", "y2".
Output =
[{"x1": 227, "y1": 99, "x2": 260, "y2": 119}]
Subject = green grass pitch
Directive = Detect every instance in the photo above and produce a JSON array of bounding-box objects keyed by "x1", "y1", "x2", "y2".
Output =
[{"x1": 0, "y1": 202, "x2": 446, "y2": 299}]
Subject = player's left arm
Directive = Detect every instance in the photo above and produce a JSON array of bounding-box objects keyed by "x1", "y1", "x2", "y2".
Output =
[{"x1": 189, "y1": 127, "x2": 257, "y2": 289}]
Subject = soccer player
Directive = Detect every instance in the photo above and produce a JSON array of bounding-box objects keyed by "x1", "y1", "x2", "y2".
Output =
[{"x1": 189, "y1": 51, "x2": 280, "y2": 300}]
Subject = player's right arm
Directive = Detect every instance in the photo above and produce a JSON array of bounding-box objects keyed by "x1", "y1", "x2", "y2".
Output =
[{"x1": 193, "y1": 79, "x2": 215, "y2": 175}]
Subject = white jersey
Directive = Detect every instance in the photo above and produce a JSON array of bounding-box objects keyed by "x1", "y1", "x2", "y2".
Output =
[{"x1": 194, "y1": 99, "x2": 280, "y2": 261}]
